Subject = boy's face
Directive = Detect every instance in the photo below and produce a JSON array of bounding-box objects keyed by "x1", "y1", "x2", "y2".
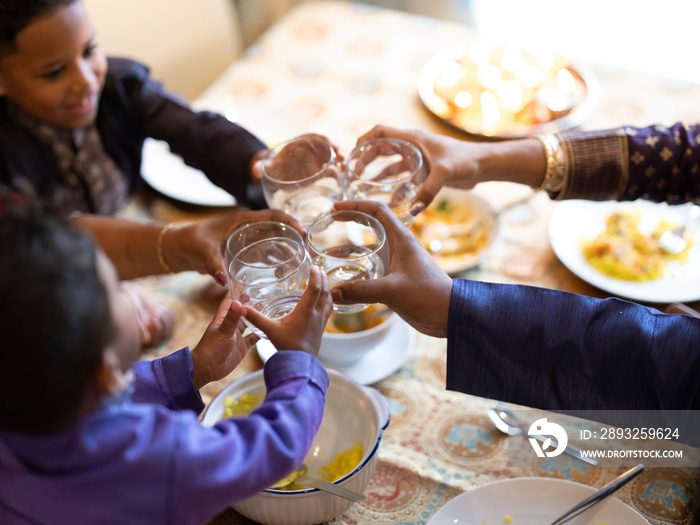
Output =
[
  {"x1": 97, "y1": 250, "x2": 141, "y2": 378},
  {"x1": 0, "y1": 1, "x2": 107, "y2": 129}
]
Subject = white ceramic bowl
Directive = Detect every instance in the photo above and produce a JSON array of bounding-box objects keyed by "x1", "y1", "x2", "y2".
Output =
[
  {"x1": 201, "y1": 368, "x2": 390, "y2": 525},
  {"x1": 409, "y1": 188, "x2": 502, "y2": 274},
  {"x1": 319, "y1": 310, "x2": 396, "y2": 365}
]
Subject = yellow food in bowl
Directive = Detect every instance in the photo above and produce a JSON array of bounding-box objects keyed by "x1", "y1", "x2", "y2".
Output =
[
  {"x1": 276, "y1": 440, "x2": 364, "y2": 491},
  {"x1": 581, "y1": 210, "x2": 692, "y2": 281},
  {"x1": 223, "y1": 393, "x2": 265, "y2": 418},
  {"x1": 222, "y1": 394, "x2": 365, "y2": 490},
  {"x1": 319, "y1": 439, "x2": 363, "y2": 481},
  {"x1": 324, "y1": 304, "x2": 392, "y2": 334},
  {"x1": 410, "y1": 198, "x2": 489, "y2": 257}
]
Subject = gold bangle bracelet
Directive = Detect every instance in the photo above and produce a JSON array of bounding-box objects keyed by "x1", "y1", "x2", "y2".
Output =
[
  {"x1": 534, "y1": 134, "x2": 565, "y2": 196},
  {"x1": 157, "y1": 223, "x2": 176, "y2": 274}
]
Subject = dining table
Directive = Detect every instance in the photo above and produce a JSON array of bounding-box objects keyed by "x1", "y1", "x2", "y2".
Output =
[{"x1": 124, "y1": 1, "x2": 700, "y2": 523}]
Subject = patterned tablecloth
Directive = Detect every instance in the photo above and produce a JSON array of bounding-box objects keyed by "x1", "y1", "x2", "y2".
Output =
[{"x1": 130, "y1": 1, "x2": 700, "y2": 523}]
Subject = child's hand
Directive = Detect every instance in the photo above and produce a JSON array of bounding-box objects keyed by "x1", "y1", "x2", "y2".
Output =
[
  {"x1": 243, "y1": 266, "x2": 332, "y2": 356},
  {"x1": 191, "y1": 295, "x2": 258, "y2": 390}
]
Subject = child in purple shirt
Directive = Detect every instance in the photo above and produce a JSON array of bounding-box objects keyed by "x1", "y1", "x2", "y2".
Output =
[{"x1": 0, "y1": 195, "x2": 333, "y2": 524}]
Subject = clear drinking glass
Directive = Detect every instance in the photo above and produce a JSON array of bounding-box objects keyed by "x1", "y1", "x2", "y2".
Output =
[
  {"x1": 226, "y1": 222, "x2": 311, "y2": 338},
  {"x1": 305, "y1": 210, "x2": 389, "y2": 314},
  {"x1": 262, "y1": 135, "x2": 346, "y2": 227},
  {"x1": 346, "y1": 138, "x2": 426, "y2": 226}
]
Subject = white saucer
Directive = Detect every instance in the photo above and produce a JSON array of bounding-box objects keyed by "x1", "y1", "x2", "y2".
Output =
[{"x1": 256, "y1": 318, "x2": 415, "y2": 385}]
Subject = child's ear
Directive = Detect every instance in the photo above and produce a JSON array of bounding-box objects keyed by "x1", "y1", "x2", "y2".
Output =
[{"x1": 95, "y1": 348, "x2": 129, "y2": 397}]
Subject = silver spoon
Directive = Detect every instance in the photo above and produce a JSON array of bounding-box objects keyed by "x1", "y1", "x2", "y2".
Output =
[
  {"x1": 268, "y1": 463, "x2": 366, "y2": 502},
  {"x1": 658, "y1": 205, "x2": 700, "y2": 254},
  {"x1": 487, "y1": 408, "x2": 599, "y2": 466},
  {"x1": 549, "y1": 463, "x2": 644, "y2": 524},
  {"x1": 467, "y1": 192, "x2": 536, "y2": 238}
]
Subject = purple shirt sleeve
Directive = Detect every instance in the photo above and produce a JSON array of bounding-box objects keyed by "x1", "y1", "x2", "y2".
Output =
[
  {"x1": 131, "y1": 348, "x2": 204, "y2": 413},
  {"x1": 620, "y1": 122, "x2": 700, "y2": 203},
  {"x1": 169, "y1": 350, "x2": 328, "y2": 525},
  {"x1": 0, "y1": 350, "x2": 328, "y2": 525}
]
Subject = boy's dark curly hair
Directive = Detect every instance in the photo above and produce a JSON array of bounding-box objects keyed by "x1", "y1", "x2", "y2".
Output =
[
  {"x1": 0, "y1": 185, "x2": 115, "y2": 435},
  {"x1": 0, "y1": 0, "x2": 77, "y2": 55}
]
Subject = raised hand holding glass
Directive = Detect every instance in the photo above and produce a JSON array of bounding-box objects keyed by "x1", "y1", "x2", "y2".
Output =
[
  {"x1": 226, "y1": 222, "x2": 311, "y2": 338},
  {"x1": 262, "y1": 135, "x2": 346, "y2": 227},
  {"x1": 305, "y1": 210, "x2": 389, "y2": 314},
  {"x1": 346, "y1": 138, "x2": 426, "y2": 226}
]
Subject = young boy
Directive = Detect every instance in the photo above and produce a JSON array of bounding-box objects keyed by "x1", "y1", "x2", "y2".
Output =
[
  {"x1": 0, "y1": 0, "x2": 267, "y2": 214},
  {"x1": 0, "y1": 199, "x2": 333, "y2": 524},
  {"x1": 0, "y1": 0, "x2": 281, "y2": 347}
]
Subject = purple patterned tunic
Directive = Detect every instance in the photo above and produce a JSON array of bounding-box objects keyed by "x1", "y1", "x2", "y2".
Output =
[{"x1": 553, "y1": 122, "x2": 700, "y2": 204}]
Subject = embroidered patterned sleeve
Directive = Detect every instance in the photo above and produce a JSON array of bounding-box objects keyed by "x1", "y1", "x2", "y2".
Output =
[{"x1": 550, "y1": 122, "x2": 700, "y2": 204}]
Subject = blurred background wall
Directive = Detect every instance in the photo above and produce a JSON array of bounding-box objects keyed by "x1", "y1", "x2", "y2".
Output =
[
  {"x1": 84, "y1": 0, "x2": 244, "y2": 101},
  {"x1": 86, "y1": 0, "x2": 698, "y2": 101},
  {"x1": 84, "y1": 0, "x2": 473, "y2": 100},
  {"x1": 232, "y1": 0, "x2": 700, "y2": 87}
]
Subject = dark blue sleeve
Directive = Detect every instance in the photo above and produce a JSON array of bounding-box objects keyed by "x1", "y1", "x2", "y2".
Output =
[
  {"x1": 100, "y1": 58, "x2": 267, "y2": 208},
  {"x1": 446, "y1": 279, "x2": 700, "y2": 412}
]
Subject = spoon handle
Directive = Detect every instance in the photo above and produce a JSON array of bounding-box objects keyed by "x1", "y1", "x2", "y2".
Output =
[
  {"x1": 530, "y1": 434, "x2": 599, "y2": 466},
  {"x1": 300, "y1": 477, "x2": 367, "y2": 502},
  {"x1": 549, "y1": 464, "x2": 644, "y2": 525},
  {"x1": 467, "y1": 193, "x2": 535, "y2": 237}
]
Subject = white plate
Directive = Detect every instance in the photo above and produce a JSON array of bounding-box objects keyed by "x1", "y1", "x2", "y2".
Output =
[
  {"x1": 257, "y1": 317, "x2": 414, "y2": 385},
  {"x1": 418, "y1": 46, "x2": 599, "y2": 139},
  {"x1": 427, "y1": 477, "x2": 649, "y2": 525},
  {"x1": 410, "y1": 189, "x2": 500, "y2": 275},
  {"x1": 140, "y1": 138, "x2": 236, "y2": 207},
  {"x1": 549, "y1": 199, "x2": 700, "y2": 303}
]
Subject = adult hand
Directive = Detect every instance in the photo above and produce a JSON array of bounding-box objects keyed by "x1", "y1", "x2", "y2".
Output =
[
  {"x1": 244, "y1": 266, "x2": 333, "y2": 356},
  {"x1": 356, "y1": 125, "x2": 547, "y2": 215},
  {"x1": 71, "y1": 210, "x2": 302, "y2": 284},
  {"x1": 165, "y1": 209, "x2": 304, "y2": 287},
  {"x1": 191, "y1": 295, "x2": 258, "y2": 389},
  {"x1": 356, "y1": 125, "x2": 482, "y2": 214},
  {"x1": 330, "y1": 200, "x2": 453, "y2": 338}
]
